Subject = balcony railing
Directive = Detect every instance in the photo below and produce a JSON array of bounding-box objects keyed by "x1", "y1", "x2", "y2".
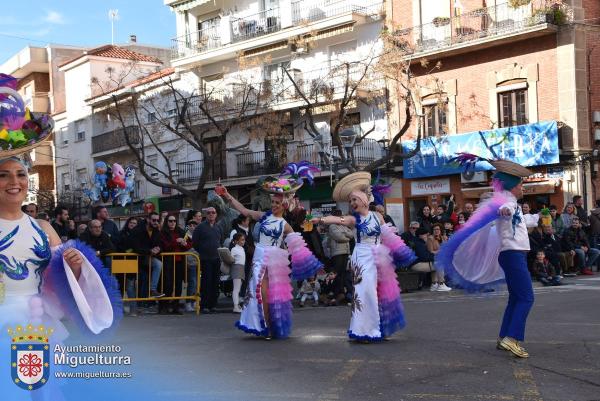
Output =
[
  {"x1": 92, "y1": 126, "x2": 140, "y2": 154},
  {"x1": 291, "y1": 0, "x2": 383, "y2": 24},
  {"x1": 171, "y1": 25, "x2": 222, "y2": 60},
  {"x1": 176, "y1": 160, "x2": 224, "y2": 184},
  {"x1": 188, "y1": 64, "x2": 382, "y2": 117},
  {"x1": 171, "y1": 0, "x2": 384, "y2": 60},
  {"x1": 235, "y1": 138, "x2": 381, "y2": 178},
  {"x1": 395, "y1": 2, "x2": 563, "y2": 56},
  {"x1": 232, "y1": 8, "x2": 281, "y2": 43}
]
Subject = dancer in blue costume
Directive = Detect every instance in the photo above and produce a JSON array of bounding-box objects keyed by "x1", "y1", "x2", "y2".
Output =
[
  {"x1": 313, "y1": 172, "x2": 416, "y2": 342},
  {"x1": 219, "y1": 162, "x2": 322, "y2": 340},
  {"x1": 0, "y1": 74, "x2": 121, "y2": 399},
  {"x1": 437, "y1": 157, "x2": 534, "y2": 358}
]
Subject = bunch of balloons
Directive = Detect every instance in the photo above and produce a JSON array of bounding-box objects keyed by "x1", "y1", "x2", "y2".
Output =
[{"x1": 85, "y1": 162, "x2": 136, "y2": 207}]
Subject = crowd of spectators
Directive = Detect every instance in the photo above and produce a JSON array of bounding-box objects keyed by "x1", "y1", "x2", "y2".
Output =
[{"x1": 25, "y1": 192, "x2": 597, "y2": 316}]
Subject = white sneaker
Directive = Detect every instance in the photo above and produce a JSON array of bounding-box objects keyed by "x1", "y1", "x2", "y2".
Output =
[
  {"x1": 430, "y1": 283, "x2": 439, "y2": 291},
  {"x1": 184, "y1": 303, "x2": 194, "y2": 313},
  {"x1": 437, "y1": 283, "x2": 452, "y2": 292},
  {"x1": 233, "y1": 306, "x2": 242, "y2": 313}
]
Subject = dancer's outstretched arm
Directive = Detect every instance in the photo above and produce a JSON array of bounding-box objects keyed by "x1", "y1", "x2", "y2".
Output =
[
  {"x1": 311, "y1": 215, "x2": 356, "y2": 227},
  {"x1": 220, "y1": 186, "x2": 264, "y2": 221}
]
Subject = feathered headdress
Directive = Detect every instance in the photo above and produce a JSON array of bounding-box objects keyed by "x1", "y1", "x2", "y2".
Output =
[
  {"x1": 371, "y1": 170, "x2": 392, "y2": 206},
  {"x1": 449, "y1": 152, "x2": 533, "y2": 191},
  {"x1": 261, "y1": 161, "x2": 320, "y2": 194},
  {"x1": 280, "y1": 160, "x2": 320, "y2": 186}
]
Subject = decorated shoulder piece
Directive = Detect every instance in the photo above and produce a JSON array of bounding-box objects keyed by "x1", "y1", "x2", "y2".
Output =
[
  {"x1": 42, "y1": 240, "x2": 122, "y2": 335},
  {"x1": 285, "y1": 232, "x2": 323, "y2": 280},
  {"x1": 380, "y1": 224, "x2": 417, "y2": 269}
]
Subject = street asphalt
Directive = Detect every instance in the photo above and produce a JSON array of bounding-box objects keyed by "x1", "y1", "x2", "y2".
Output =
[{"x1": 68, "y1": 275, "x2": 600, "y2": 401}]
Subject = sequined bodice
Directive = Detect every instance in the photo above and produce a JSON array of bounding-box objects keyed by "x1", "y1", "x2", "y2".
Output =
[
  {"x1": 257, "y1": 212, "x2": 285, "y2": 247},
  {"x1": 354, "y1": 212, "x2": 381, "y2": 245},
  {"x1": 0, "y1": 214, "x2": 51, "y2": 297}
]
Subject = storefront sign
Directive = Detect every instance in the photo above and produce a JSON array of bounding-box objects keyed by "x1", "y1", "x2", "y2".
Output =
[
  {"x1": 402, "y1": 121, "x2": 559, "y2": 179},
  {"x1": 411, "y1": 178, "x2": 450, "y2": 196},
  {"x1": 547, "y1": 166, "x2": 565, "y2": 179}
]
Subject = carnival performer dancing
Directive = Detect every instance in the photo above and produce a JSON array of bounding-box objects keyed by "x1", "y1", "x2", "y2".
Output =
[
  {"x1": 220, "y1": 162, "x2": 323, "y2": 339},
  {"x1": 312, "y1": 172, "x2": 416, "y2": 342},
  {"x1": 0, "y1": 74, "x2": 121, "y2": 399},
  {"x1": 436, "y1": 156, "x2": 534, "y2": 358}
]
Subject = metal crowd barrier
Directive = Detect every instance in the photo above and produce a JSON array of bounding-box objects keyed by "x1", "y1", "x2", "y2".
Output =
[{"x1": 108, "y1": 252, "x2": 202, "y2": 315}]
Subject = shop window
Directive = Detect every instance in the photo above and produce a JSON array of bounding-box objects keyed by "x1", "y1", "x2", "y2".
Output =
[{"x1": 498, "y1": 89, "x2": 528, "y2": 128}]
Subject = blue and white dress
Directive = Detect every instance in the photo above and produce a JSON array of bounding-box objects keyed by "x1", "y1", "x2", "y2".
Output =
[
  {"x1": 236, "y1": 213, "x2": 292, "y2": 338},
  {"x1": 349, "y1": 212, "x2": 410, "y2": 341},
  {"x1": 236, "y1": 212, "x2": 322, "y2": 339},
  {"x1": 0, "y1": 213, "x2": 120, "y2": 399}
]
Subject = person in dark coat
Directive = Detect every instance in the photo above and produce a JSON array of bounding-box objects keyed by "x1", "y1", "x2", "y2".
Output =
[
  {"x1": 562, "y1": 217, "x2": 599, "y2": 275},
  {"x1": 417, "y1": 205, "x2": 434, "y2": 234},
  {"x1": 192, "y1": 206, "x2": 223, "y2": 313},
  {"x1": 130, "y1": 212, "x2": 165, "y2": 298},
  {"x1": 79, "y1": 220, "x2": 116, "y2": 263},
  {"x1": 117, "y1": 217, "x2": 139, "y2": 252},
  {"x1": 93, "y1": 205, "x2": 120, "y2": 244},
  {"x1": 400, "y1": 221, "x2": 420, "y2": 251}
]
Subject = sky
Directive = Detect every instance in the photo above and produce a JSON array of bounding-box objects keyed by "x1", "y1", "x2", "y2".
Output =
[{"x1": 0, "y1": 0, "x2": 175, "y2": 64}]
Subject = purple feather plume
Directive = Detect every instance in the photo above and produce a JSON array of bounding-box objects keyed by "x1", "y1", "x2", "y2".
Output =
[
  {"x1": 448, "y1": 152, "x2": 490, "y2": 172},
  {"x1": 280, "y1": 161, "x2": 320, "y2": 185}
]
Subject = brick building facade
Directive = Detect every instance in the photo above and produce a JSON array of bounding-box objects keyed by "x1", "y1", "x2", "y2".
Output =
[{"x1": 388, "y1": 0, "x2": 600, "y2": 227}]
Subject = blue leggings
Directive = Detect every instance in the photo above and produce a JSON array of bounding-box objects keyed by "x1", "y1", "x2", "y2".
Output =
[{"x1": 498, "y1": 250, "x2": 534, "y2": 341}]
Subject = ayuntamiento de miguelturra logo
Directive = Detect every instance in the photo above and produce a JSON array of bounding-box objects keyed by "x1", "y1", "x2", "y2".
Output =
[{"x1": 8, "y1": 324, "x2": 53, "y2": 391}]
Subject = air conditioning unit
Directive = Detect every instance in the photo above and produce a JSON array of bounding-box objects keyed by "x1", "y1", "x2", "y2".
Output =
[{"x1": 460, "y1": 171, "x2": 487, "y2": 184}]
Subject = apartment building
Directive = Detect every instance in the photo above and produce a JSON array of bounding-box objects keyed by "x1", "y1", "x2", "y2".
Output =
[
  {"x1": 164, "y1": 0, "x2": 391, "y2": 213},
  {"x1": 1, "y1": 45, "x2": 87, "y2": 211},
  {"x1": 53, "y1": 44, "x2": 170, "y2": 219},
  {"x1": 389, "y1": 0, "x2": 600, "y2": 226}
]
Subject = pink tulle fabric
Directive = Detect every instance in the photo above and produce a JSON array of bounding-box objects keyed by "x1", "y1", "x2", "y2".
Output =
[
  {"x1": 264, "y1": 247, "x2": 293, "y2": 304},
  {"x1": 285, "y1": 232, "x2": 322, "y2": 280},
  {"x1": 374, "y1": 245, "x2": 402, "y2": 302},
  {"x1": 380, "y1": 224, "x2": 417, "y2": 268}
]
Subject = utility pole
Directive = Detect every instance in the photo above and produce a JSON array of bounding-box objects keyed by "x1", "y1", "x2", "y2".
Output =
[{"x1": 108, "y1": 9, "x2": 119, "y2": 45}]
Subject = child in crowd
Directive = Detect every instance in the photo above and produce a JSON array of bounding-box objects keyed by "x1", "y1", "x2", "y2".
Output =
[
  {"x1": 230, "y1": 233, "x2": 246, "y2": 313},
  {"x1": 443, "y1": 220, "x2": 455, "y2": 238},
  {"x1": 532, "y1": 250, "x2": 562, "y2": 286},
  {"x1": 299, "y1": 276, "x2": 321, "y2": 307},
  {"x1": 455, "y1": 213, "x2": 466, "y2": 231},
  {"x1": 319, "y1": 271, "x2": 338, "y2": 306}
]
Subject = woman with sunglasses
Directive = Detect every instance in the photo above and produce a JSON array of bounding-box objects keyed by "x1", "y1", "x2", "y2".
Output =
[{"x1": 160, "y1": 214, "x2": 191, "y2": 314}]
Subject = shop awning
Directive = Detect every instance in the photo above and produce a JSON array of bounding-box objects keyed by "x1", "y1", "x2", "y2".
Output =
[{"x1": 461, "y1": 181, "x2": 556, "y2": 199}]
